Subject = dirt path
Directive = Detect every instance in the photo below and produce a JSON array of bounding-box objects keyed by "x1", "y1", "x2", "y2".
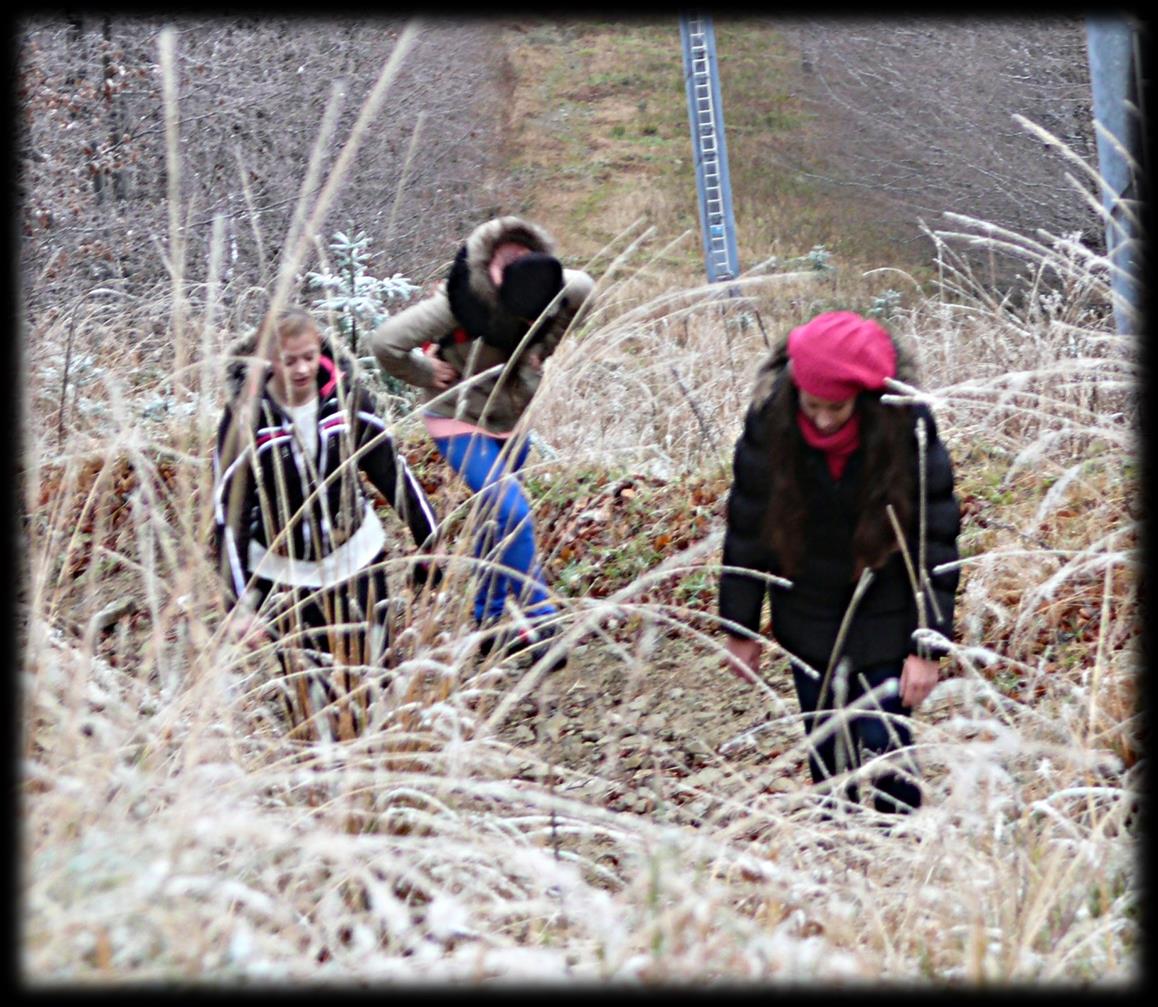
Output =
[{"x1": 481, "y1": 630, "x2": 811, "y2": 824}]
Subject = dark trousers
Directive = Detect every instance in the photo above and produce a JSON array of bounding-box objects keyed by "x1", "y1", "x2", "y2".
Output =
[
  {"x1": 791, "y1": 658, "x2": 922, "y2": 814},
  {"x1": 262, "y1": 554, "x2": 392, "y2": 739},
  {"x1": 270, "y1": 559, "x2": 391, "y2": 667}
]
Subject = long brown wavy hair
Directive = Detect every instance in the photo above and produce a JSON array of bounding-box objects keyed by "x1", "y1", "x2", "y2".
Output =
[{"x1": 758, "y1": 347, "x2": 915, "y2": 580}]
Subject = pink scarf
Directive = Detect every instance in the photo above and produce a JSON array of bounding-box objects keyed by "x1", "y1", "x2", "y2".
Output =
[{"x1": 796, "y1": 410, "x2": 861, "y2": 480}]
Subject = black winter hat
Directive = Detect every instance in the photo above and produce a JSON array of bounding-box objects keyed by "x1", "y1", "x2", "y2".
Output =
[{"x1": 499, "y1": 252, "x2": 564, "y2": 321}]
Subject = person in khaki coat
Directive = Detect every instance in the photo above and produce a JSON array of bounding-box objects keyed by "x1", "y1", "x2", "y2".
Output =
[{"x1": 372, "y1": 216, "x2": 594, "y2": 664}]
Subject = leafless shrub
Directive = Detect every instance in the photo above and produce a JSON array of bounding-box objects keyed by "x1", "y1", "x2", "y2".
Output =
[{"x1": 18, "y1": 16, "x2": 515, "y2": 319}]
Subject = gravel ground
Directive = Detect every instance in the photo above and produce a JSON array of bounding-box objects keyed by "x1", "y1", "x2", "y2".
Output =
[{"x1": 482, "y1": 630, "x2": 813, "y2": 823}]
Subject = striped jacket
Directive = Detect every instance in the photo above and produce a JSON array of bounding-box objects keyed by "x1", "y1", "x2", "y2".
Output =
[{"x1": 212, "y1": 334, "x2": 438, "y2": 610}]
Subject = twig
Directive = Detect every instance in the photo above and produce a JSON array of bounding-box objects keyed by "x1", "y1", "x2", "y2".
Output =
[
  {"x1": 751, "y1": 307, "x2": 772, "y2": 351},
  {"x1": 669, "y1": 364, "x2": 720, "y2": 454},
  {"x1": 83, "y1": 596, "x2": 137, "y2": 648},
  {"x1": 816, "y1": 566, "x2": 875, "y2": 708},
  {"x1": 56, "y1": 306, "x2": 80, "y2": 449}
]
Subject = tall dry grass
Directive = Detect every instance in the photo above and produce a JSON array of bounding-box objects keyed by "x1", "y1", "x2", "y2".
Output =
[{"x1": 20, "y1": 26, "x2": 1138, "y2": 986}]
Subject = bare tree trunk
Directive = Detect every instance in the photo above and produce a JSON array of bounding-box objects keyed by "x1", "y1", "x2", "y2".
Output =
[{"x1": 101, "y1": 17, "x2": 129, "y2": 202}]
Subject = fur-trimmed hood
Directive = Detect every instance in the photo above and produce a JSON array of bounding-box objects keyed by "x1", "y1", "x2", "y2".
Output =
[
  {"x1": 446, "y1": 215, "x2": 557, "y2": 342},
  {"x1": 370, "y1": 217, "x2": 595, "y2": 436},
  {"x1": 222, "y1": 329, "x2": 358, "y2": 403}
]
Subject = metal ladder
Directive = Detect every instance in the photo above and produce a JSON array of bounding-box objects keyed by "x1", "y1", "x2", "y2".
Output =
[{"x1": 680, "y1": 14, "x2": 740, "y2": 283}]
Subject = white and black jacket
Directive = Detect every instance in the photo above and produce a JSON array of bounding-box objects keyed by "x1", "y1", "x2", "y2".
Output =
[{"x1": 212, "y1": 333, "x2": 439, "y2": 610}]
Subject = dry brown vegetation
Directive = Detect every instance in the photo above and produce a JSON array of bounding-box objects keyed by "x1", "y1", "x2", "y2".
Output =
[{"x1": 20, "y1": 17, "x2": 1139, "y2": 987}]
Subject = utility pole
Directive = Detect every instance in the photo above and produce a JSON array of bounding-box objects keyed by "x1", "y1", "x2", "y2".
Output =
[
  {"x1": 679, "y1": 14, "x2": 740, "y2": 283},
  {"x1": 1085, "y1": 16, "x2": 1145, "y2": 337}
]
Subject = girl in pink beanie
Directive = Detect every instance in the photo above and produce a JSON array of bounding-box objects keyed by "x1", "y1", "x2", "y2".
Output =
[{"x1": 719, "y1": 310, "x2": 960, "y2": 817}]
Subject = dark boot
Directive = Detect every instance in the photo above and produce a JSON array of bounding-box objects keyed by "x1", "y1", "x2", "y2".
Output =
[{"x1": 477, "y1": 616, "x2": 567, "y2": 673}]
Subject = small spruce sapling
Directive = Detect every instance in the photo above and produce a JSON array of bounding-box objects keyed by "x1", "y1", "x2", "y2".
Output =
[{"x1": 304, "y1": 230, "x2": 420, "y2": 408}]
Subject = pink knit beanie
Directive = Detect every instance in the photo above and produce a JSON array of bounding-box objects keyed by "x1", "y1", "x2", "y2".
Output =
[{"x1": 787, "y1": 311, "x2": 896, "y2": 400}]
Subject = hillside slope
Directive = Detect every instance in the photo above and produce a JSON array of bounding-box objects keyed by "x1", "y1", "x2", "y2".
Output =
[
  {"x1": 21, "y1": 17, "x2": 1136, "y2": 984},
  {"x1": 495, "y1": 16, "x2": 1097, "y2": 287}
]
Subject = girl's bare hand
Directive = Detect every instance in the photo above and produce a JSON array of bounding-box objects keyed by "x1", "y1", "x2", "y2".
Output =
[
  {"x1": 899, "y1": 653, "x2": 939, "y2": 708},
  {"x1": 427, "y1": 354, "x2": 460, "y2": 390},
  {"x1": 724, "y1": 634, "x2": 762, "y2": 684},
  {"x1": 225, "y1": 607, "x2": 270, "y2": 652}
]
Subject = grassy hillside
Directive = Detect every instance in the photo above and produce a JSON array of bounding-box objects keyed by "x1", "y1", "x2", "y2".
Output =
[
  {"x1": 499, "y1": 19, "x2": 939, "y2": 290},
  {"x1": 498, "y1": 13, "x2": 1139, "y2": 763},
  {"x1": 21, "y1": 19, "x2": 1139, "y2": 985}
]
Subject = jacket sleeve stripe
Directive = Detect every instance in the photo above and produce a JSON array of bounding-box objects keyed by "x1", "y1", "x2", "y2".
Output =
[
  {"x1": 213, "y1": 452, "x2": 253, "y2": 524},
  {"x1": 398, "y1": 453, "x2": 438, "y2": 544},
  {"x1": 224, "y1": 526, "x2": 247, "y2": 600}
]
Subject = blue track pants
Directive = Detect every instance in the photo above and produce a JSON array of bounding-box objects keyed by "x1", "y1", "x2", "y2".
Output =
[{"x1": 433, "y1": 432, "x2": 555, "y2": 624}]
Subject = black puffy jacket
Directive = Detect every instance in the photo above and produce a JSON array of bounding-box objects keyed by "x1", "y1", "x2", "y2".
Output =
[{"x1": 719, "y1": 364, "x2": 960, "y2": 670}]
